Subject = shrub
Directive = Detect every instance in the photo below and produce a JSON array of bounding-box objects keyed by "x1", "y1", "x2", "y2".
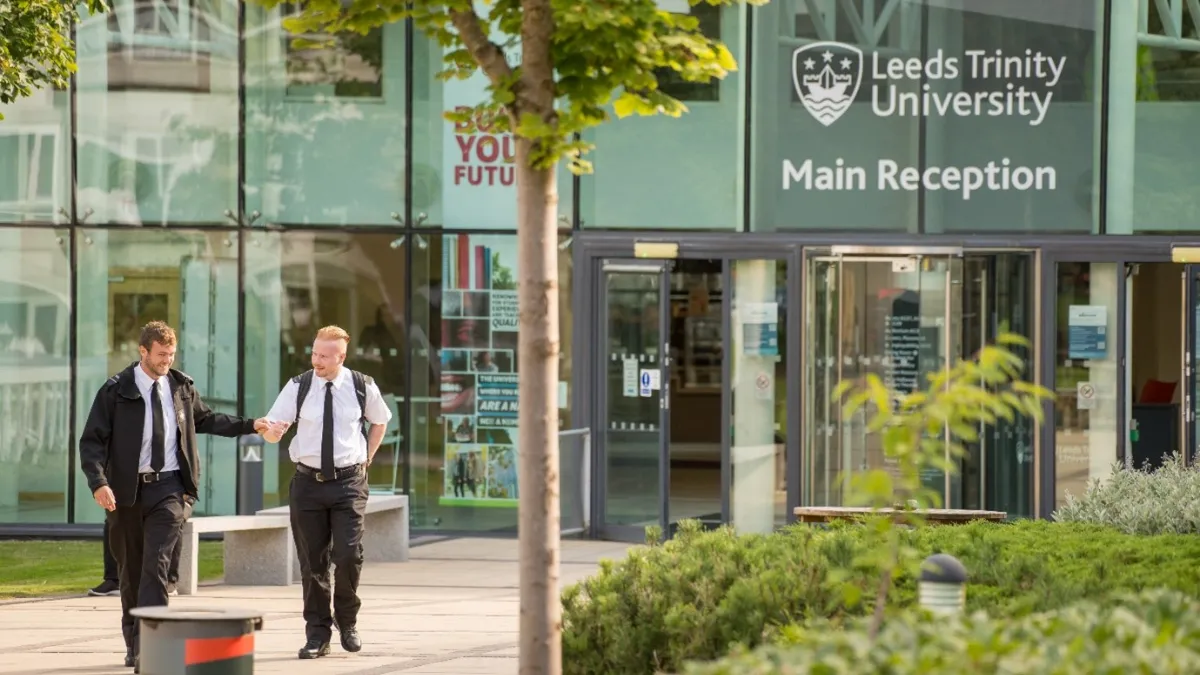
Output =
[
  {"x1": 560, "y1": 519, "x2": 1200, "y2": 675},
  {"x1": 1054, "y1": 452, "x2": 1200, "y2": 534},
  {"x1": 682, "y1": 589, "x2": 1200, "y2": 675}
]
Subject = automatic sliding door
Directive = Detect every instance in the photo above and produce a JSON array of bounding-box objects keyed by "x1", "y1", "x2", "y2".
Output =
[{"x1": 804, "y1": 253, "x2": 959, "y2": 507}]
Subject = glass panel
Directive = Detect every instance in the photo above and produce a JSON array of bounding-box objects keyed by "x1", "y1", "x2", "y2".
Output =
[
  {"x1": 1054, "y1": 262, "x2": 1118, "y2": 509},
  {"x1": 805, "y1": 255, "x2": 956, "y2": 506},
  {"x1": 668, "y1": 260, "x2": 722, "y2": 528},
  {"x1": 604, "y1": 268, "x2": 664, "y2": 528},
  {"x1": 74, "y1": 229, "x2": 239, "y2": 522},
  {"x1": 410, "y1": 25, "x2": 573, "y2": 229},
  {"x1": 408, "y1": 234, "x2": 573, "y2": 531},
  {"x1": 244, "y1": 6, "x2": 407, "y2": 226},
  {"x1": 0, "y1": 89, "x2": 72, "y2": 224},
  {"x1": 1129, "y1": 3, "x2": 1200, "y2": 232},
  {"x1": 75, "y1": 0, "x2": 240, "y2": 225},
  {"x1": 242, "y1": 231, "x2": 407, "y2": 506},
  {"x1": 751, "y1": 0, "x2": 1100, "y2": 232},
  {"x1": 579, "y1": 6, "x2": 745, "y2": 230},
  {"x1": 730, "y1": 259, "x2": 787, "y2": 533},
  {"x1": 957, "y1": 254, "x2": 1036, "y2": 517},
  {"x1": 0, "y1": 228, "x2": 71, "y2": 523}
]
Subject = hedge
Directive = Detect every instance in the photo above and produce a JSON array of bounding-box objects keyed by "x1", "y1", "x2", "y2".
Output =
[
  {"x1": 682, "y1": 589, "x2": 1200, "y2": 675},
  {"x1": 561, "y1": 519, "x2": 1200, "y2": 675},
  {"x1": 1055, "y1": 452, "x2": 1200, "y2": 534}
]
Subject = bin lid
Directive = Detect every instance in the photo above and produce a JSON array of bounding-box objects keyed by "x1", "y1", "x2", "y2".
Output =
[{"x1": 131, "y1": 607, "x2": 264, "y2": 622}]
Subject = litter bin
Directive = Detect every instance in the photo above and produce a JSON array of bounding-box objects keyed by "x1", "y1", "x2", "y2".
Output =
[
  {"x1": 237, "y1": 434, "x2": 266, "y2": 515},
  {"x1": 131, "y1": 606, "x2": 263, "y2": 675}
]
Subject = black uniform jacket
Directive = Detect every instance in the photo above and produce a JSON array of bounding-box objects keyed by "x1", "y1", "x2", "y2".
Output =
[{"x1": 79, "y1": 362, "x2": 256, "y2": 507}]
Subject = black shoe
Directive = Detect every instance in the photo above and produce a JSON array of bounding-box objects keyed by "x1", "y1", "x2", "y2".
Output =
[
  {"x1": 133, "y1": 656, "x2": 139, "y2": 674},
  {"x1": 340, "y1": 627, "x2": 362, "y2": 653},
  {"x1": 90, "y1": 580, "x2": 120, "y2": 597},
  {"x1": 298, "y1": 639, "x2": 330, "y2": 659},
  {"x1": 124, "y1": 652, "x2": 135, "y2": 668}
]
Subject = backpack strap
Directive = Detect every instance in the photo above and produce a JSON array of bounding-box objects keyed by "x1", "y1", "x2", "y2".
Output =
[
  {"x1": 292, "y1": 369, "x2": 315, "y2": 429},
  {"x1": 350, "y1": 369, "x2": 372, "y2": 439}
]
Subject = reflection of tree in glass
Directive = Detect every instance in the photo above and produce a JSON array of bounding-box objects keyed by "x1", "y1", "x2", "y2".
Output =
[
  {"x1": 283, "y1": 2, "x2": 384, "y2": 98},
  {"x1": 491, "y1": 252, "x2": 516, "y2": 290},
  {"x1": 655, "y1": 5, "x2": 721, "y2": 102}
]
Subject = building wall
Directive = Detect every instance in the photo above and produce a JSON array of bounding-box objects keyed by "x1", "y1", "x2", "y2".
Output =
[{"x1": 0, "y1": 0, "x2": 1196, "y2": 529}]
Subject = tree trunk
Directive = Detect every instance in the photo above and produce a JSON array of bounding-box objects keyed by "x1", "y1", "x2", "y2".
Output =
[{"x1": 515, "y1": 137, "x2": 561, "y2": 675}]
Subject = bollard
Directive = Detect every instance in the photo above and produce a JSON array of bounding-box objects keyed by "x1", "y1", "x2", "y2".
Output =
[
  {"x1": 237, "y1": 434, "x2": 266, "y2": 515},
  {"x1": 131, "y1": 606, "x2": 263, "y2": 675},
  {"x1": 918, "y1": 553, "x2": 967, "y2": 615}
]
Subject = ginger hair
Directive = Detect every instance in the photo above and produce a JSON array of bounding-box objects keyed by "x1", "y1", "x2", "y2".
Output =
[{"x1": 315, "y1": 325, "x2": 351, "y2": 345}]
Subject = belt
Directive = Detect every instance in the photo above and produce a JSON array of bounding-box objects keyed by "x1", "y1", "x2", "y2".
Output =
[
  {"x1": 139, "y1": 470, "x2": 179, "y2": 483},
  {"x1": 295, "y1": 463, "x2": 362, "y2": 482}
]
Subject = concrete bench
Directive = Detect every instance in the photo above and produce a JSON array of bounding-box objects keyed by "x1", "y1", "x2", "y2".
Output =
[
  {"x1": 178, "y1": 515, "x2": 293, "y2": 596},
  {"x1": 257, "y1": 494, "x2": 409, "y2": 583}
]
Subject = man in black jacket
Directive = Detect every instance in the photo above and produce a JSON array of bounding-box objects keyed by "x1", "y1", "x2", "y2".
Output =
[{"x1": 80, "y1": 321, "x2": 269, "y2": 670}]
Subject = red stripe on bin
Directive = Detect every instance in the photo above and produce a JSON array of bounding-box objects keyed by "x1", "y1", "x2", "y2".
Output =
[{"x1": 184, "y1": 635, "x2": 254, "y2": 665}]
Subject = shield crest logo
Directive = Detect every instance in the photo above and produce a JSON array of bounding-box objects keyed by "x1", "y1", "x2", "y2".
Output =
[{"x1": 792, "y1": 41, "x2": 864, "y2": 127}]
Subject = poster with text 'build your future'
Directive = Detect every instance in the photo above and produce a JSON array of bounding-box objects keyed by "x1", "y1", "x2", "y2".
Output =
[{"x1": 439, "y1": 234, "x2": 520, "y2": 507}]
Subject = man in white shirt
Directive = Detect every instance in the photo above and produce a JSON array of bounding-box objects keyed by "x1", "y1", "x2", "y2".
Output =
[{"x1": 262, "y1": 325, "x2": 392, "y2": 660}]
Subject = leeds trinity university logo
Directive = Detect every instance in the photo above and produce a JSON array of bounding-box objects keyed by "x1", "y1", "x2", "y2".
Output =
[{"x1": 792, "y1": 41, "x2": 863, "y2": 127}]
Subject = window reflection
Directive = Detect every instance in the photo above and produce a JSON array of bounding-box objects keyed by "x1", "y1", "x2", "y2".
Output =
[
  {"x1": 0, "y1": 229, "x2": 71, "y2": 524},
  {"x1": 243, "y1": 231, "x2": 408, "y2": 505},
  {"x1": 74, "y1": 229, "x2": 239, "y2": 522},
  {"x1": 243, "y1": 6, "x2": 405, "y2": 226},
  {"x1": 75, "y1": 0, "x2": 240, "y2": 225}
]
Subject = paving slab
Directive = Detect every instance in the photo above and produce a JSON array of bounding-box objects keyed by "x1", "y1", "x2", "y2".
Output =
[{"x1": 0, "y1": 538, "x2": 631, "y2": 675}]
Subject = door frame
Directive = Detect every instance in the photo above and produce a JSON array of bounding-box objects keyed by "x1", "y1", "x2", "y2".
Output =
[
  {"x1": 1038, "y1": 246, "x2": 1176, "y2": 518},
  {"x1": 592, "y1": 258, "x2": 673, "y2": 542},
  {"x1": 573, "y1": 232, "x2": 1200, "y2": 536},
  {"x1": 799, "y1": 245, "x2": 964, "y2": 509},
  {"x1": 572, "y1": 234, "x2": 802, "y2": 540},
  {"x1": 1183, "y1": 263, "x2": 1200, "y2": 465}
]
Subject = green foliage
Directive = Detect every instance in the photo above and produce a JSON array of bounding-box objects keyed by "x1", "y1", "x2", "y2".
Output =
[
  {"x1": 256, "y1": 0, "x2": 762, "y2": 173},
  {"x1": 0, "y1": 0, "x2": 108, "y2": 119},
  {"x1": 560, "y1": 519, "x2": 1200, "y2": 675},
  {"x1": 830, "y1": 332, "x2": 1050, "y2": 636},
  {"x1": 834, "y1": 332, "x2": 1049, "y2": 515},
  {"x1": 1055, "y1": 452, "x2": 1200, "y2": 534},
  {"x1": 682, "y1": 589, "x2": 1200, "y2": 675}
]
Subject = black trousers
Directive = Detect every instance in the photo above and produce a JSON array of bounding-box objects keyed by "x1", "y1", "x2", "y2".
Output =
[
  {"x1": 109, "y1": 473, "x2": 189, "y2": 653},
  {"x1": 290, "y1": 467, "x2": 369, "y2": 643},
  {"x1": 103, "y1": 518, "x2": 182, "y2": 584}
]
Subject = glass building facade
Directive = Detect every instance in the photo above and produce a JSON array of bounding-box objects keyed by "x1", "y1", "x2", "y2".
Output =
[{"x1": 2, "y1": 0, "x2": 1200, "y2": 537}]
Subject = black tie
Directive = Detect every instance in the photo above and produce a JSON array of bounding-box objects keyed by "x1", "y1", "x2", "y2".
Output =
[
  {"x1": 321, "y1": 381, "x2": 335, "y2": 479},
  {"x1": 150, "y1": 381, "x2": 165, "y2": 472}
]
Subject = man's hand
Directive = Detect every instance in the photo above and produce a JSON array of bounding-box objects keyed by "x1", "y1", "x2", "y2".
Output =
[
  {"x1": 254, "y1": 417, "x2": 270, "y2": 434},
  {"x1": 263, "y1": 420, "x2": 290, "y2": 444},
  {"x1": 93, "y1": 486, "x2": 116, "y2": 512}
]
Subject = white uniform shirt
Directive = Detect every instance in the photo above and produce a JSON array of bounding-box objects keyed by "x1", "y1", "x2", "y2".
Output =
[
  {"x1": 266, "y1": 367, "x2": 393, "y2": 469},
  {"x1": 133, "y1": 366, "x2": 181, "y2": 473}
]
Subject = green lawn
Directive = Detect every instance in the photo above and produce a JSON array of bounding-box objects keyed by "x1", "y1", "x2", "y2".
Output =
[{"x1": 0, "y1": 540, "x2": 224, "y2": 599}]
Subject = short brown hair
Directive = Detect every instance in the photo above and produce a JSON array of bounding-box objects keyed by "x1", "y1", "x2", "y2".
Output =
[
  {"x1": 139, "y1": 321, "x2": 177, "y2": 350},
  {"x1": 315, "y1": 325, "x2": 351, "y2": 345}
]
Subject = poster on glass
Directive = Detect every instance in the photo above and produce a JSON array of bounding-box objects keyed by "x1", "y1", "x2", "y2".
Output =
[{"x1": 439, "y1": 234, "x2": 520, "y2": 507}]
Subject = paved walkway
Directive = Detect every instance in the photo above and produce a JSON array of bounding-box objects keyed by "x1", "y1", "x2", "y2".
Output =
[{"x1": 0, "y1": 537, "x2": 632, "y2": 675}]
